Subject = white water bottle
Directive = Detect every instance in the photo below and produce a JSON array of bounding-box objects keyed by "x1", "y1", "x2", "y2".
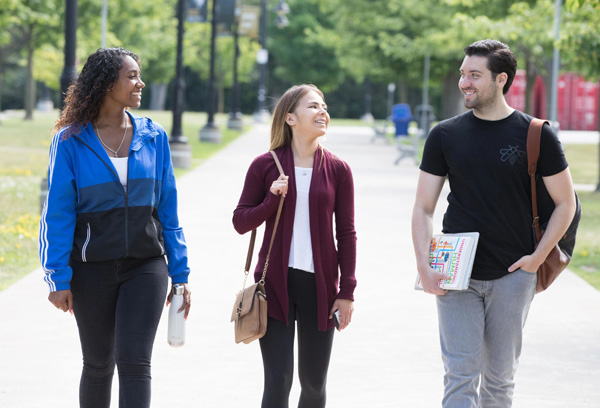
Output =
[{"x1": 168, "y1": 284, "x2": 186, "y2": 347}]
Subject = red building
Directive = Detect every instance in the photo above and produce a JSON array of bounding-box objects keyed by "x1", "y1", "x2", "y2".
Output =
[{"x1": 505, "y1": 70, "x2": 599, "y2": 130}]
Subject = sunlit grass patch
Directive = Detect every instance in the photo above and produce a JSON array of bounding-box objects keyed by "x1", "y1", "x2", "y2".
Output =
[
  {"x1": 0, "y1": 176, "x2": 41, "y2": 291},
  {"x1": 569, "y1": 191, "x2": 600, "y2": 290}
]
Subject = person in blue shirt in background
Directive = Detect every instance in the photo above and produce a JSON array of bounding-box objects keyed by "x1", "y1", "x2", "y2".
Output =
[{"x1": 39, "y1": 47, "x2": 191, "y2": 408}]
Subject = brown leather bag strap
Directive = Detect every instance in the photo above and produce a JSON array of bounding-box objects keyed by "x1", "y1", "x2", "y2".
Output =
[
  {"x1": 244, "y1": 229, "x2": 257, "y2": 273},
  {"x1": 242, "y1": 151, "x2": 286, "y2": 287},
  {"x1": 526, "y1": 118, "x2": 549, "y2": 244},
  {"x1": 270, "y1": 150, "x2": 285, "y2": 177}
]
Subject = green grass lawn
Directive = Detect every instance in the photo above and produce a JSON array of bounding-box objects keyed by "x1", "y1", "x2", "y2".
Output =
[
  {"x1": 0, "y1": 109, "x2": 246, "y2": 291},
  {"x1": 563, "y1": 144, "x2": 599, "y2": 185},
  {"x1": 569, "y1": 191, "x2": 600, "y2": 289},
  {"x1": 562, "y1": 143, "x2": 600, "y2": 289}
]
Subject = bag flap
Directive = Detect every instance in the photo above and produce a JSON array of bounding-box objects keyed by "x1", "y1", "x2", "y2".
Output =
[{"x1": 230, "y1": 283, "x2": 265, "y2": 322}]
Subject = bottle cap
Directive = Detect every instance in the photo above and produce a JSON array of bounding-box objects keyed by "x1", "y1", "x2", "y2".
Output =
[{"x1": 172, "y1": 283, "x2": 184, "y2": 295}]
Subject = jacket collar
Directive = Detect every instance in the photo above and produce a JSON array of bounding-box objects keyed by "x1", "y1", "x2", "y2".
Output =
[{"x1": 74, "y1": 111, "x2": 159, "y2": 154}]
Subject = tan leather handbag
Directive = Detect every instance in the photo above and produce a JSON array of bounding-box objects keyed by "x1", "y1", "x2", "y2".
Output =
[{"x1": 231, "y1": 151, "x2": 285, "y2": 344}]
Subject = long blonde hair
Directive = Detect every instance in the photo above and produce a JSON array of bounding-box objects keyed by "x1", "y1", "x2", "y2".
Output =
[{"x1": 270, "y1": 84, "x2": 325, "y2": 151}]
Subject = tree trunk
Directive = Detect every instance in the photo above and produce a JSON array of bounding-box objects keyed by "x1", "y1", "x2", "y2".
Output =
[
  {"x1": 217, "y1": 81, "x2": 224, "y2": 114},
  {"x1": 149, "y1": 82, "x2": 168, "y2": 111},
  {"x1": 441, "y1": 70, "x2": 465, "y2": 120},
  {"x1": 0, "y1": 70, "x2": 3, "y2": 117},
  {"x1": 24, "y1": 33, "x2": 35, "y2": 121},
  {"x1": 398, "y1": 80, "x2": 408, "y2": 104}
]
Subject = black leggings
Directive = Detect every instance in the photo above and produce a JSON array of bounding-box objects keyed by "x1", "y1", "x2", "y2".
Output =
[
  {"x1": 259, "y1": 268, "x2": 335, "y2": 408},
  {"x1": 70, "y1": 257, "x2": 168, "y2": 408}
]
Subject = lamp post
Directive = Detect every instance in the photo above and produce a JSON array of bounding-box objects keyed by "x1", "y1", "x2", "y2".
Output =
[
  {"x1": 253, "y1": 0, "x2": 289, "y2": 123},
  {"x1": 227, "y1": 6, "x2": 243, "y2": 130},
  {"x1": 46, "y1": 0, "x2": 78, "y2": 212},
  {"x1": 101, "y1": 0, "x2": 107, "y2": 48},
  {"x1": 387, "y1": 82, "x2": 395, "y2": 119},
  {"x1": 199, "y1": 0, "x2": 222, "y2": 143},
  {"x1": 253, "y1": 0, "x2": 269, "y2": 123},
  {"x1": 361, "y1": 76, "x2": 374, "y2": 122},
  {"x1": 170, "y1": 0, "x2": 192, "y2": 168},
  {"x1": 59, "y1": 0, "x2": 78, "y2": 110}
]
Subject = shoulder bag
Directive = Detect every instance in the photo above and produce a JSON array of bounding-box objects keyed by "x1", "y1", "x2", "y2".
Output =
[
  {"x1": 231, "y1": 151, "x2": 285, "y2": 344},
  {"x1": 527, "y1": 118, "x2": 581, "y2": 293}
]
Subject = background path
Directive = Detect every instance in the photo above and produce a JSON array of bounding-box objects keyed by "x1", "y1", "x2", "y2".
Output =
[{"x1": 0, "y1": 124, "x2": 598, "y2": 407}]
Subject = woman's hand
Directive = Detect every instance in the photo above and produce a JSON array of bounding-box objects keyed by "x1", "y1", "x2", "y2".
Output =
[
  {"x1": 329, "y1": 298, "x2": 354, "y2": 331},
  {"x1": 166, "y1": 283, "x2": 191, "y2": 319},
  {"x1": 48, "y1": 289, "x2": 73, "y2": 315},
  {"x1": 270, "y1": 174, "x2": 289, "y2": 197}
]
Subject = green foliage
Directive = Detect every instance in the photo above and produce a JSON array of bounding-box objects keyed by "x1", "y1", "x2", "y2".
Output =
[
  {"x1": 0, "y1": 0, "x2": 19, "y2": 45},
  {"x1": 32, "y1": 44, "x2": 62, "y2": 89},
  {"x1": 184, "y1": 22, "x2": 260, "y2": 88},
  {"x1": 91, "y1": 0, "x2": 178, "y2": 85},
  {"x1": 561, "y1": 1, "x2": 600, "y2": 79},
  {"x1": 566, "y1": 0, "x2": 600, "y2": 10},
  {"x1": 319, "y1": 0, "x2": 455, "y2": 83},
  {"x1": 267, "y1": 0, "x2": 344, "y2": 92}
]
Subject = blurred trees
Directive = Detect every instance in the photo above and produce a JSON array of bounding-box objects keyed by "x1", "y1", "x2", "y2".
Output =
[{"x1": 0, "y1": 0, "x2": 599, "y2": 121}]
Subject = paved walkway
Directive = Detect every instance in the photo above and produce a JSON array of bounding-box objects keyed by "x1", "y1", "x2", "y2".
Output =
[{"x1": 1, "y1": 124, "x2": 599, "y2": 407}]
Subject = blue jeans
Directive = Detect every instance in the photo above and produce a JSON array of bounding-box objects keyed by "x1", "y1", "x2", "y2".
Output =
[
  {"x1": 70, "y1": 257, "x2": 168, "y2": 408},
  {"x1": 436, "y1": 270, "x2": 537, "y2": 408}
]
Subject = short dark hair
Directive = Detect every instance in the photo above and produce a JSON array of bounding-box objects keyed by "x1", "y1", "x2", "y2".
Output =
[{"x1": 464, "y1": 40, "x2": 517, "y2": 95}]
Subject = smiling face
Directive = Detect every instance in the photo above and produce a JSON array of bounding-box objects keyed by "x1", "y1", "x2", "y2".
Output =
[
  {"x1": 459, "y1": 55, "x2": 506, "y2": 113},
  {"x1": 286, "y1": 90, "x2": 330, "y2": 139},
  {"x1": 105, "y1": 55, "x2": 145, "y2": 109}
]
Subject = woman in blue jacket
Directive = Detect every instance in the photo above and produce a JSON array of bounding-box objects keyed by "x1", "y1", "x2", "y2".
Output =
[{"x1": 38, "y1": 48, "x2": 191, "y2": 407}]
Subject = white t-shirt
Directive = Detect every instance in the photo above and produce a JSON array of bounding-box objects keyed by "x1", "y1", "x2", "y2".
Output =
[
  {"x1": 110, "y1": 157, "x2": 128, "y2": 191},
  {"x1": 288, "y1": 166, "x2": 314, "y2": 273}
]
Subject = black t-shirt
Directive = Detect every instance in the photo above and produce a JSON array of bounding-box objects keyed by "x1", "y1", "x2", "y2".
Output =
[{"x1": 420, "y1": 110, "x2": 568, "y2": 280}]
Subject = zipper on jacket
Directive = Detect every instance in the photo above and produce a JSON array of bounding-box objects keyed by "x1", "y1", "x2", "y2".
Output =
[
  {"x1": 124, "y1": 154, "x2": 130, "y2": 257},
  {"x1": 75, "y1": 135, "x2": 130, "y2": 258},
  {"x1": 81, "y1": 222, "x2": 91, "y2": 262}
]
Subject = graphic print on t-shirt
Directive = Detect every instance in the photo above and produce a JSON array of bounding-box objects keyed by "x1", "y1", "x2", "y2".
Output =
[{"x1": 499, "y1": 145, "x2": 526, "y2": 165}]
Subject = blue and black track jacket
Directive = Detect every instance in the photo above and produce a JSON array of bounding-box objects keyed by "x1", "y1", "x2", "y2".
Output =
[{"x1": 39, "y1": 111, "x2": 190, "y2": 292}]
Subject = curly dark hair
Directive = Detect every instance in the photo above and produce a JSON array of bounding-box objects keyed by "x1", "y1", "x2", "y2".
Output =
[{"x1": 54, "y1": 48, "x2": 142, "y2": 138}]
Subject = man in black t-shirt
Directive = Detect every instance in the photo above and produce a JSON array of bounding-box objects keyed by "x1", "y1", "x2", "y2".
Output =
[{"x1": 411, "y1": 40, "x2": 576, "y2": 407}]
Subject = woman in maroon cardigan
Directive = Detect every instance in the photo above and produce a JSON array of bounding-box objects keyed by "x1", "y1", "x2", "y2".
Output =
[{"x1": 233, "y1": 84, "x2": 357, "y2": 407}]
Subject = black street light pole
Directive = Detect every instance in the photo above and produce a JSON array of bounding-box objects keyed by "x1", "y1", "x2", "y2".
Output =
[
  {"x1": 46, "y1": 0, "x2": 78, "y2": 212},
  {"x1": 60, "y1": 0, "x2": 78, "y2": 110},
  {"x1": 227, "y1": 15, "x2": 243, "y2": 130},
  {"x1": 253, "y1": 0, "x2": 269, "y2": 123},
  {"x1": 172, "y1": 0, "x2": 186, "y2": 143},
  {"x1": 200, "y1": 0, "x2": 222, "y2": 142},
  {"x1": 170, "y1": 0, "x2": 192, "y2": 168}
]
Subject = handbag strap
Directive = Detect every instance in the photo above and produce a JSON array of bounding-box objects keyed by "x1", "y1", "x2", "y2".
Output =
[
  {"x1": 242, "y1": 151, "x2": 286, "y2": 288},
  {"x1": 526, "y1": 118, "x2": 549, "y2": 244}
]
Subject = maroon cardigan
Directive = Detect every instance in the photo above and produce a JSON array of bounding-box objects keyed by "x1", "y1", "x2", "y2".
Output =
[{"x1": 233, "y1": 145, "x2": 357, "y2": 331}]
